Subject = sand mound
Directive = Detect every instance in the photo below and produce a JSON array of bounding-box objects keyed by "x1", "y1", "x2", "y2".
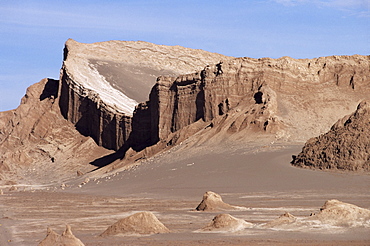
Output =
[
  {"x1": 38, "y1": 225, "x2": 85, "y2": 246},
  {"x1": 200, "y1": 214, "x2": 252, "y2": 232},
  {"x1": 264, "y1": 212, "x2": 297, "y2": 228},
  {"x1": 314, "y1": 199, "x2": 370, "y2": 227},
  {"x1": 100, "y1": 211, "x2": 170, "y2": 236},
  {"x1": 195, "y1": 191, "x2": 243, "y2": 211}
]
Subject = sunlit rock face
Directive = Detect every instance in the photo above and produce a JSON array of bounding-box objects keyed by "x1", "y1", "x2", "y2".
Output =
[
  {"x1": 139, "y1": 55, "x2": 370, "y2": 146},
  {"x1": 292, "y1": 100, "x2": 370, "y2": 172}
]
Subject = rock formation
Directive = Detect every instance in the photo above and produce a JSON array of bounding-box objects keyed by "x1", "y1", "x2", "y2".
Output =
[
  {"x1": 313, "y1": 199, "x2": 370, "y2": 227},
  {"x1": 38, "y1": 225, "x2": 85, "y2": 246},
  {"x1": 60, "y1": 39, "x2": 370, "y2": 154},
  {"x1": 292, "y1": 100, "x2": 370, "y2": 171},
  {"x1": 100, "y1": 211, "x2": 170, "y2": 236},
  {"x1": 1, "y1": 40, "x2": 370, "y2": 183},
  {"x1": 200, "y1": 214, "x2": 252, "y2": 232},
  {"x1": 141, "y1": 55, "x2": 370, "y2": 146},
  {"x1": 123, "y1": 54, "x2": 370, "y2": 168},
  {"x1": 60, "y1": 39, "x2": 229, "y2": 150},
  {"x1": 0, "y1": 79, "x2": 111, "y2": 185},
  {"x1": 263, "y1": 212, "x2": 297, "y2": 228},
  {"x1": 195, "y1": 191, "x2": 242, "y2": 211}
]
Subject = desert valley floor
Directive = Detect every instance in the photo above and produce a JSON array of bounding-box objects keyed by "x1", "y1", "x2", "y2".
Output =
[{"x1": 1, "y1": 141, "x2": 369, "y2": 245}]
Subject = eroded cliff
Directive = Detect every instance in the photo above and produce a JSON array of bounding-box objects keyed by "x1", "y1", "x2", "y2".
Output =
[
  {"x1": 59, "y1": 39, "x2": 230, "y2": 150},
  {"x1": 132, "y1": 55, "x2": 370, "y2": 150},
  {"x1": 2, "y1": 41, "x2": 370, "y2": 183}
]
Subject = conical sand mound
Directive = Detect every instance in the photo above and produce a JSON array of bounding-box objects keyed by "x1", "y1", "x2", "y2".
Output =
[
  {"x1": 195, "y1": 191, "x2": 243, "y2": 211},
  {"x1": 201, "y1": 214, "x2": 252, "y2": 232},
  {"x1": 264, "y1": 212, "x2": 297, "y2": 228},
  {"x1": 314, "y1": 199, "x2": 370, "y2": 227},
  {"x1": 100, "y1": 211, "x2": 170, "y2": 236},
  {"x1": 38, "y1": 225, "x2": 85, "y2": 246}
]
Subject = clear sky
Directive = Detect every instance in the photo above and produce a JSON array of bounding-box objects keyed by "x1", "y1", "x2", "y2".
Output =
[{"x1": 0, "y1": 0, "x2": 369, "y2": 111}]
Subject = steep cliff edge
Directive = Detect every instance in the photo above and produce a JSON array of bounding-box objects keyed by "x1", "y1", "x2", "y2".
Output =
[
  {"x1": 2, "y1": 42, "x2": 370, "y2": 184},
  {"x1": 107, "y1": 54, "x2": 370, "y2": 172},
  {"x1": 292, "y1": 100, "x2": 370, "y2": 171},
  {"x1": 60, "y1": 39, "x2": 230, "y2": 150},
  {"x1": 131, "y1": 55, "x2": 370, "y2": 150}
]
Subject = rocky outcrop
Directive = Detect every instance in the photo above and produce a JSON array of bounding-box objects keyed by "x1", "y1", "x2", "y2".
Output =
[
  {"x1": 0, "y1": 79, "x2": 111, "y2": 185},
  {"x1": 200, "y1": 214, "x2": 253, "y2": 232},
  {"x1": 133, "y1": 55, "x2": 370, "y2": 148},
  {"x1": 38, "y1": 225, "x2": 85, "y2": 246},
  {"x1": 263, "y1": 212, "x2": 297, "y2": 228},
  {"x1": 195, "y1": 191, "x2": 244, "y2": 211},
  {"x1": 313, "y1": 199, "x2": 370, "y2": 227},
  {"x1": 292, "y1": 100, "x2": 370, "y2": 171},
  {"x1": 2, "y1": 40, "x2": 370, "y2": 184},
  {"x1": 59, "y1": 39, "x2": 229, "y2": 150},
  {"x1": 58, "y1": 39, "x2": 370, "y2": 157},
  {"x1": 100, "y1": 211, "x2": 170, "y2": 236}
]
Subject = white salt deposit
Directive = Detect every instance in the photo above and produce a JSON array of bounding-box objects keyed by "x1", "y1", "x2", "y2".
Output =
[{"x1": 65, "y1": 59, "x2": 138, "y2": 115}]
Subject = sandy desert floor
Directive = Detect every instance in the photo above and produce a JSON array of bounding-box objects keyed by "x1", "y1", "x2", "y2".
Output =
[{"x1": 1, "y1": 142, "x2": 369, "y2": 245}]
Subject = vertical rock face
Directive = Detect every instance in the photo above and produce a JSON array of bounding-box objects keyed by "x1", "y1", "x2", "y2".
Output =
[
  {"x1": 142, "y1": 55, "x2": 370, "y2": 144},
  {"x1": 59, "y1": 39, "x2": 370, "y2": 155},
  {"x1": 59, "y1": 39, "x2": 229, "y2": 150},
  {"x1": 59, "y1": 70, "x2": 132, "y2": 150}
]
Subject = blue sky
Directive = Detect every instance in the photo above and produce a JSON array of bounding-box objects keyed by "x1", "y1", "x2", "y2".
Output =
[{"x1": 0, "y1": 0, "x2": 369, "y2": 111}]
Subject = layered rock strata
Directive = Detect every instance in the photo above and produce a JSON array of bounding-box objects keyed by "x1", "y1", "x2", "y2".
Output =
[
  {"x1": 59, "y1": 39, "x2": 370, "y2": 154},
  {"x1": 133, "y1": 55, "x2": 370, "y2": 149},
  {"x1": 60, "y1": 39, "x2": 229, "y2": 150},
  {"x1": 2, "y1": 40, "x2": 370, "y2": 183},
  {"x1": 292, "y1": 100, "x2": 370, "y2": 171}
]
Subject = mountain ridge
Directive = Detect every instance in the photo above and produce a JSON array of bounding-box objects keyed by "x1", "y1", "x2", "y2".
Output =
[{"x1": 0, "y1": 40, "x2": 370, "y2": 186}]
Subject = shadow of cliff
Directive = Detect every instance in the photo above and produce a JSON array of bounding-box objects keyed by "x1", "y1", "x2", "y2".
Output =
[
  {"x1": 88, "y1": 130, "x2": 157, "y2": 171},
  {"x1": 40, "y1": 79, "x2": 59, "y2": 101},
  {"x1": 89, "y1": 144, "x2": 130, "y2": 170}
]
